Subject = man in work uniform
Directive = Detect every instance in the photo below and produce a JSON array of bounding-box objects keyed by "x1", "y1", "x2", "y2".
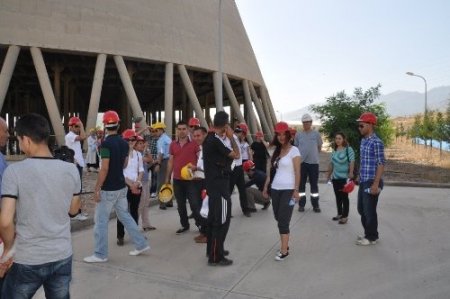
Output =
[
  {"x1": 153, "y1": 122, "x2": 173, "y2": 209},
  {"x1": 294, "y1": 113, "x2": 323, "y2": 213},
  {"x1": 356, "y1": 112, "x2": 385, "y2": 246},
  {"x1": 203, "y1": 111, "x2": 240, "y2": 266}
]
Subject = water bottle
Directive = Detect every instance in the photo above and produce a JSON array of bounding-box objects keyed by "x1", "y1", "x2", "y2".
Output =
[
  {"x1": 365, "y1": 188, "x2": 380, "y2": 194},
  {"x1": 289, "y1": 198, "x2": 295, "y2": 206}
]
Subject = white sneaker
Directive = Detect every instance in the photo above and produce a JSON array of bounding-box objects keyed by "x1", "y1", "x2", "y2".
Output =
[
  {"x1": 150, "y1": 193, "x2": 157, "y2": 198},
  {"x1": 83, "y1": 255, "x2": 108, "y2": 263},
  {"x1": 356, "y1": 238, "x2": 377, "y2": 246},
  {"x1": 129, "y1": 246, "x2": 150, "y2": 256},
  {"x1": 72, "y1": 213, "x2": 88, "y2": 221}
]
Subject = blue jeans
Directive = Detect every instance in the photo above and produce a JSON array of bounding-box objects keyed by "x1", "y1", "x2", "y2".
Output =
[
  {"x1": 94, "y1": 187, "x2": 149, "y2": 259},
  {"x1": 357, "y1": 180, "x2": 383, "y2": 241},
  {"x1": 2, "y1": 255, "x2": 72, "y2": 299}
]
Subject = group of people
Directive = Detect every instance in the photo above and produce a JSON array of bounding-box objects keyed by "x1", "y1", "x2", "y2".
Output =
[{"x1": 0, "y1": 109, "x2": 385, "y2": 298}]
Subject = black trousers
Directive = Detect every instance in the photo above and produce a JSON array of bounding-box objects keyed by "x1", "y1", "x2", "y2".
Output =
[
  {"x1": 332, "y1": 179, "x2": 349, "y2": 217},
  {"x1": 299, "y1": 163, "x2": 320, "y2": 208},
  {"x1": 207, "y1": 177, "x2": 232, "y2": 263},
  {"x1": 173, "y1": 179, "x2": 203, "y2": 230},
  {"x1": 229, "y1": 165, "x2": 249, "y2": 213},
  {"x1": 117, "y1": 188, "x2": 141, "y2": 239}
]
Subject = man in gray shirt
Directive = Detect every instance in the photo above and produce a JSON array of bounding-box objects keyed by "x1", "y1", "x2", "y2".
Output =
[
  {"x1": 0, "y1": 113, "x2": 81, "y2": 298},
  {"x1": 294, "y1": 114, "x2": 323, "y2": 212}
]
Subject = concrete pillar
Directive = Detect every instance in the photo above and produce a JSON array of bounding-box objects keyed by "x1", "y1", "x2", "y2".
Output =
[
  {"x1": 164, "y1": 62, "x2": 174, "y2": 137},
  {"x1": 0, "y1": 45, "x2": 20, "y2": 112},
  {"x1": 177, "y1": 64, "x2": 207, "y2": 128},
  {"x1": 213, "y1": 71, "x2": 223, "y2": 111},
  {"x1": 259, "y1": 85, "x2": 275, "y2": 130},
  {"x1": 263, "y1": 86, "x2": 278, "y2": 125},
  {"x1": 249, "y1": 82, "x2": 273, "y2": 140},
  {"x1": 242, "y1": 80, "x2": 258, "y2": 137},
  {"x1": 223, "y1": 75, "x2": 253, "y2": 143},
  {"x1": 30, "y1": 47, "x2": 65, "y2": 145},
  {"x1": 85, "y1": 53, "x2": 106, "y2": 145},
  {"x1": 113, "y1": 55, "x2": 146, "y2": 129},
  {"x1": 52, "y1": 63, "x2": 63, "y2": 112}
]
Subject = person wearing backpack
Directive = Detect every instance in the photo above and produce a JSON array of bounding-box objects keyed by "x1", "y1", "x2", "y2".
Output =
[{"x1": 326, "y1": 132, "x2": 355, "y2": 224}]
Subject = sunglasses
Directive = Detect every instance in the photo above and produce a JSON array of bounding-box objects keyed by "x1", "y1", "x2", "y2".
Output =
[
  {"x1": 189, "y1": 126, "x2": 198, "y2": 129},
  {"x1": 128, "y1": 138, "x2": 136, "y2": 142},
  {"x1": 73, "y1": 125, "x2": 80, "y2": 128},
  {"x1": 358, "y1": 124, "x2": 368, "y2": 129}
]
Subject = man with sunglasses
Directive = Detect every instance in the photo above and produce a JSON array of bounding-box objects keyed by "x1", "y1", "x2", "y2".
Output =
[
  {"x1": 294, "y1": 113, "x2": 323, "y2": 213},
  {"x1": 355, "y1": 112, "x2": 385, "y2": 246},
  {"x1": 65, "y1": 116, "x2": 88, "y2": 221}
]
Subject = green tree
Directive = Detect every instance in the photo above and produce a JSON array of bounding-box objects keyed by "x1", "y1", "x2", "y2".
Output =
[
  {"x1": 433, "y1": 111, "x2": 446, "y2": 155},
  {"x1": 409, "y1": 115, "x2": 422, "y2": 146},
  {"x1": 422, "y1": 111, "x2": 435, "y2": 147},
  {"x1": 311, "y1": 84, "x2": 394, "y2": 161}
]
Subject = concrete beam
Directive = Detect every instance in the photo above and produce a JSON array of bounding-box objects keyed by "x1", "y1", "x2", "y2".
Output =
[
  {"x1": 213, "y1": 71, "x2": 223, "y2": 111},
  {"x1": 113, "y1": 55, "x2": 146, "y2": 130},
  {"x1": 164, "y1": 62, "x2": 173, "y2": 137},
  {"x1": 259, "y1": 85, "x2": 275, "y2": 131},
  {"x1": 242, "y1": 80, "x2": 257, "y2": 141},
  {"x1": 30, "y1": 47, "x2": 65, "y2": 146},
  {"x1": 177, "y1": 64, "x2": 208, "y2": 128},
  {"x1": 0, "y1": 45, "x2": 20, "y2": 113},
  {"x1": 223, "y1": 74, "x2": 245, "y2": 125},
  {"x1": 249, "y1": 82, "x2": 273, "y2": 140}
]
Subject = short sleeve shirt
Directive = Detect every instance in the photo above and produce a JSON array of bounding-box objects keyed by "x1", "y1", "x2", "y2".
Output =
[
  {"x1": 157, "y1": 133, "x2": 171, "y2": 159},
  {"x1": 294, "y1": 130, "x2": 322, "y2": 164},
  {"x1": 65, "y1": 131, "x2": 85, "y2": 167},
  {"x1": 271, "y1": 146, "x2": 301, "y2": 190},
  {"x1": 330, "y1": 147, "x2": 355, "y2": 179},
  {"x1": 169, "y1": 139, "x2": 199, "y2": 180},
  {"x1": 1, "y1": 157, "x2": 80, "y2": 265},
  {"x1": 99, "y1": 134, "x2": 129, "y2": 191}
]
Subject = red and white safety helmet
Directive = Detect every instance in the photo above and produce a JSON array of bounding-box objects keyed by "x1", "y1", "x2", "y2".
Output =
[
  {"x1": 357, "y1": 112, "x2": 377, "y2": 125},
  {"x1": 103, "y1": 110, "x2": 120, "y2": 127},
  {"x1": 243, "y1": 160, "x2": 256, "y2": 172},
  {"x1": 68, "y1": 116, "x2": 81, "y2": 126},
  {"x1": 188, "y1": 117, "x2": 201, "y2": 127},
  {"x1": 237, "y1": 123, "x2": 248, "y2": 135},
  {"x1": 122, "y1": 129, "x2": 137, "y2": 140}
]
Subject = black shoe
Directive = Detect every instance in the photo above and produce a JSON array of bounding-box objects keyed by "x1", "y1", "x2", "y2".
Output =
[
  {"x1": 313, "y1": 207, "x2": 321, "y2": 213},
  {"x1": 159, "y1": 205, "x2": 167, "y2": 210},
  {"x1": 298, "y1": 206, "x2": 305, "y2": 212},
  {"x1": 208, "y1": 257, "x2": 233, "y2": 266},
  {"x1": 176, "y1": 227, "x2": 189, "y2": 234},
  {"x1": 332, "y1": 215, "x2": 342, "y2": 221},
  {"x1": 188, "y1": 213, "x2": 194, "y2": 219},
  {"x1": 248, "y1": 208, "x2": 257, "y2": 213},
  {"x1": 117, "y1": 238, "x2": 124, "y2": 246},
  {"x1": 243, "y1": 211, "x2": 252, "y2": 217},
  {"x1": 262, "y1": 202, "x2": 271, "y2": 210},
  {"x1": 223, "y1": 250, "x2": 229, "y2": 256},
  {"x1": 166, "y1": 202, "x2": 173, "y2": 208}
]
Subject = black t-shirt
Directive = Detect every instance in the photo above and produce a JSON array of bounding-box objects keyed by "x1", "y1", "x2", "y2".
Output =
[
  {"x1": 250, "y1": 141, "x2": 268, "y2": 171},
  {"x1": 203, "y1": 132, "x2": 232, "y2": 184},
  {"x1": 99, "y1": 134, "x2": 129, "y2": 191},
  {"x1": 244, "y1": 169, "x2": 267, "y2": 191}
]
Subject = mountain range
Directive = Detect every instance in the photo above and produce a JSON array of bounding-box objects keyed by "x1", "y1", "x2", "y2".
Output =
[{"x1": 282, "y1": 86, "x2": 450, "y2": 122}]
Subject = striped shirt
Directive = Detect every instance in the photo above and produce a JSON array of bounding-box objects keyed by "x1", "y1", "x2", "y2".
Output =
[
  {"x1": 330, "y1": 147, "x2": 355, "y2": 179},
  {"x1": 359, "y1": 134, "x2": 385, "y2": 183}
]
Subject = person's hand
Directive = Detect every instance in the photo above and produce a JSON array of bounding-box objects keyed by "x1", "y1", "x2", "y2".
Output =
[
  {"x1": 94, "y1": 190, "x2": 101, "y2": 202},
  {"x1": 0, "y1": 256, "x2": 13, "y2": 278},
  {"x1": 348, "y1": 173, "x2": 354, "y2": 180},
  {"x1": 262, "y1": 187, "x2": 269, "y2": 199},
  {"x1": 292, "y1": 190, "x2": 300, "y2": 201},
  {"x1": 370, "y1": 184, "x2": 380, "y2": 195},
  {"x1": 225, "y1": 126, "x2": 234, "y2": 139}
]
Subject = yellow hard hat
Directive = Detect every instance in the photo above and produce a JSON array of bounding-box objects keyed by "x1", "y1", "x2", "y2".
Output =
[
  {"x1": 151, "y1": 122, "x2": 166, "y2": 130},
  {"x1": 180, "y1": 163, "x2": 193, "y2": 180},
  {"x1": 159, "y1": 183, "x2": 173, "y2": 203}
]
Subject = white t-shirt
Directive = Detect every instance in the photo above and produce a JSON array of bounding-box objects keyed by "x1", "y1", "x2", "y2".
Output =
[
  {"x1": 65, "y1": 131, "x2": 85, "y2": 167},
  {"x1": 222, "y1": 134, "x2": 242, "y2": 167},
  {"x1": 240, "y1": 141, "x2": 250, "y2": 161},
  {"x1": 271, "y1": 146, "x2": 301, "y2": 190},
  {"x1": 123, "y1": 150, "x2": 144, "y2": 182}
]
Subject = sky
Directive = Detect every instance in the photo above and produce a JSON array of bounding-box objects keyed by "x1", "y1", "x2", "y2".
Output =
[{"x1": 235, "y1": 0, "x2": 450, "y2": 114}]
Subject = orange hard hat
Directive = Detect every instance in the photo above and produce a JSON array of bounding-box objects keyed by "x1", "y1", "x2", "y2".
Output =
[
  {"x1": 103, "y1": 110, "x2": 120, "y2": 127},
  {"x1": 243, "y1": 160, "x2": 255, "y2": 172},
  {"x1": 357, "y1": 112, "x2": 377, "y2": 125},
  {"x1": 188, "y1": 117, "x2": 201, "y2": 127},
  {"x1": 68, "y1": 116, "x2": 81, "y2": 126},
  {"x1": 274, "y1": 122, "x2": 289, "y2": 133},
  {"x1": 122, "y1": 129, "x2": 137, "y2": 140},
  {"x1": 136, "y1": 135, "x2": 144, "y2": 141}
]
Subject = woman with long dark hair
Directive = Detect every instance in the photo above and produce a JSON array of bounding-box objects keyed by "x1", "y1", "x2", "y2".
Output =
[
  {"x1": 326, "y1": 132, "x2": 355, "y2": 224},
  {"x1": 263, "y1": 122, "x2": 301, "y2": 261}
]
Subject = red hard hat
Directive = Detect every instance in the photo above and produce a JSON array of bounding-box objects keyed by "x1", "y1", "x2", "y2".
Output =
[
  {"x1": 243, "y1": 160, "x2": 255, "y2": 172},
  {"x1": 68, "y1": 116, "x2": 81, "y2": 126},
  {"x1": 357, "y1": 112, "x2": 377, "y2": 125},
  {"x1": 136, "y1": 135, "x2": 144, "y2": 141},
  {"x1": 237, "y1": 123, "x2": 248, "y2": 135},
  {"x1": 255, "y1": 131, "x2": 264, "y2": 138},
  {"x1": 341, "y1": 180, "x2": 355, "y2": 193},
  {"x1": 188, "y1": 117, "x2": 201, "y2": 127},
  {"x1": 274, "y1": 122, "x2": 289, "y2": 133},
  {"x1": 103, "y1": 110, "x2": 120, "y2": 126},
  {"x1": 122, "y1": 129, "x2": 137, "y2": 140}
]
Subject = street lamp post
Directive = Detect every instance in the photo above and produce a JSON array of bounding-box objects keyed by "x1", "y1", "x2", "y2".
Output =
[{"x1": 406, "y1": 72, "x2": 428, "y2": 115}]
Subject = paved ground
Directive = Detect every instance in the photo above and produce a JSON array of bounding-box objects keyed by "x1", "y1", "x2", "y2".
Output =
[{"x1": 31, "y1": 184, "x2": 450, "y2": 299}]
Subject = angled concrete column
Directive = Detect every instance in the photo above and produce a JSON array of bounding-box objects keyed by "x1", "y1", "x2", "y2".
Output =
[
  {"x1": 223, "y1": 75, "x2": 253, "y2": 143},
  {"x1": 30, "y1": 47, "x2": 65, "y2": 145},
  {"x1": 242, "y1": 80, "x2": 257, "y2": 139},
  {"x1": 113, "y1": 55, "x2": 146, "y2": 129},
  {"x1": 259, "y1": 85, "x2": 275, "y2": 130},
  {"x1": 52, "y1": 63, "x2": 63, "y2": 112},
  {"x1": 0, "y1": 45, "x2": 20, "y2": 112},
  {"x1": 177, "y1": 64, "x2": 207, "y2": 128},
  {"x1": 262, "y1": 86, "x2": 277, "y2": 125},
  {"x1": 164, "y1": 63, "x2": 174, "y2": 137},
  {"x1": 213, "y1": 71, "x2": 223, "y2": 111},
  {"x1": 85, "y1": 53, "x2": 106, "y2": 145},
  {"x1": 249, "y1": 82, "x2": 273, "y2": 140}
]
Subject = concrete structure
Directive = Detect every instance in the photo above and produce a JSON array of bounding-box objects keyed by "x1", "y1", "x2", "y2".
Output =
[{"x1": 0, "y1": 0, "x2": 276, "y2": 147}]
